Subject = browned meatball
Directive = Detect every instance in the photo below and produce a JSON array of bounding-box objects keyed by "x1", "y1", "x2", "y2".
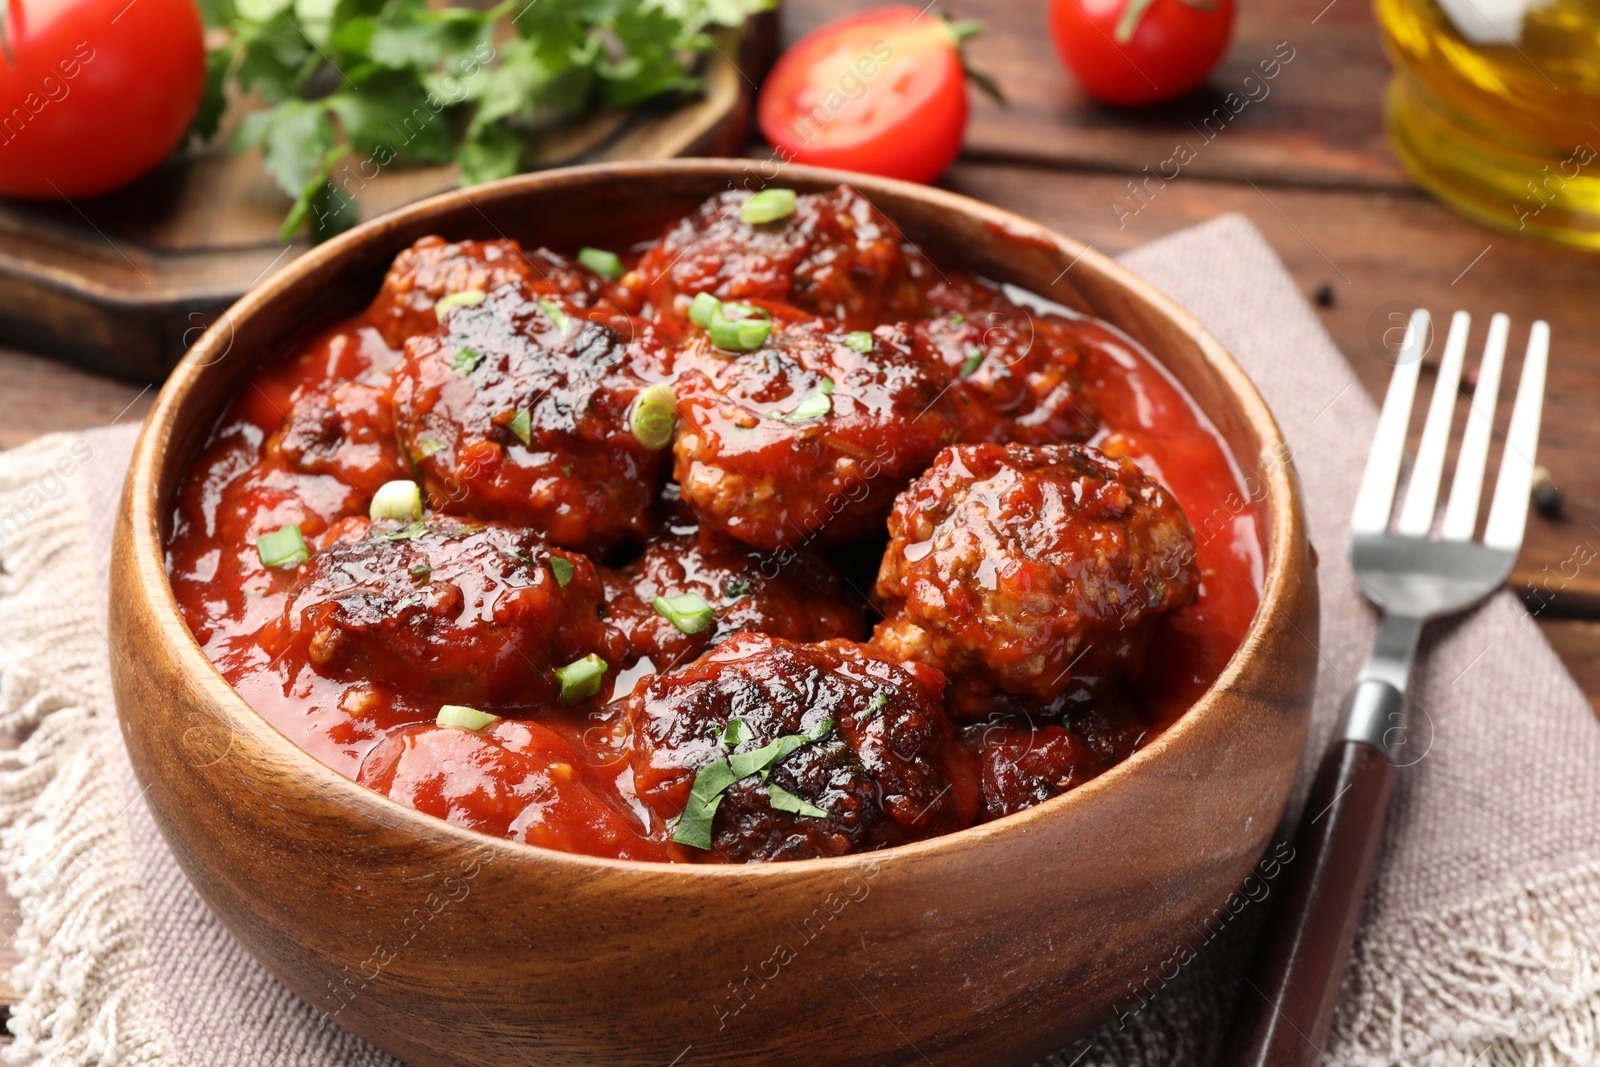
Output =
[
  {"x1": 268, "y1": 516, "x2": 617, "y2": 707},
  {"x1": 390, "y1": 287, "x2": 665, "y2": 552},
  {"x1": 672, "y1": 323, "x2": 960, "y2": 551},
  {"x1": 602, "y1": 531, "x2": 867, "y2": 669},
  {"x1": 263, "y1": 379, "x2": 409, "y2": 499},
  {"x1": 636, "y1": 185, "x2": 926, "y2": 329},
  {"x1": 367, "y1": 236, "x2": 599, "y2": 349},
  {"x1": 912, "y1": 306, "x2": 1098, "y2": 445},
  {"x1": 627, "y1": 634, "x2": 977, "y2": 862},
  {"x1": 966, "y1": 720, "x2": 1103, "y2": 820},
  {"x1": 874, "y1": 443, "x2": 1199, "y2": 716}
]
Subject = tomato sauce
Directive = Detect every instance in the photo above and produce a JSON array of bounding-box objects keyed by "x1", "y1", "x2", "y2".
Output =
[{"x1": 165, "y1": 187, "x2": 1261, "y2": 863}]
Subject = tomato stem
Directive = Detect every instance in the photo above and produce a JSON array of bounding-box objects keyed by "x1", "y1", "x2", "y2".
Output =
[
  {"x1": 940, "y1": 16, "x2": 1007, "y2": 106},
  {"x1": 1114, "y1": 0, "x2": 1218, "y2": 44}
]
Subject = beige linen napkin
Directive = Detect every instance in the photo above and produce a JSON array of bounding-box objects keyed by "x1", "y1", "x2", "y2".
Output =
[{"x1": 1, "y1": 215, "x2": 1596, "y2": 1067}]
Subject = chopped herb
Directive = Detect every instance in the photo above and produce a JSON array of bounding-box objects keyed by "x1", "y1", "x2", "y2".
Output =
[
  {"x1": 843, "y1": 331, "x2": 875, "y2": 353},
  {"x1": 950, "y1": 313, "x2": 967, "y2": 326},
  {"x1": 537, "y1": 298, "x2": 571, "y2": 335},
  {"x1": 858, "y1": 691, "x2": 889, "y2": 723},
  {"x1": 550, "y1": 556, "x2": 575, "y2": 588},
  {"x1": 630, "y1": 383, "x2": 678, "y2": 450},
  {"x1": 578, "y1": 247, "x2": 624, "y2": 280},
  {"x1": 256, "y1": 525, "x2": 309, "y2": 569},
  {"x1": 368, "y1": 479, "x2": 422, "y2": 522},
  {"x1": 766, "y1": 783, "x2": 831, "y2": 819},
  {"x1": 505, "y1": 547, "x2": 533, "y2": 566},
  {"x1": 507, "y1": 407, "x2": 533, "y2": 446},
  {"x1": 415, "y1": 438, "x2": 446, "y2": 459},
  {"x1": 562, "y1": 465, "x2": 572, "y2": 476},
  {"x1": 671, "y1": 718, "x2": 834, "y2": 849},
  {"x1": 782, "y1": 378, "x2": 834, "y2": 422},
  {"x1": 720, "y1": 717, "x2": 751, "y2": 747},
  {"x1": 707, "y1": 306, "x2": 772, "y2": 351},
  {"x1": 383, "y1": 521, "x2": 429, "y2": 542},
  {"x1": 433, "y1": 289, "x2": 486, "y2": 322},
  {"x1": 723, "y1": 577, "x2": 751, "y2": 599},
  {"x1": 688, "y1": 291, "x2": 721, "y2": 327},
  {"x1": 653, "y1": 592, "x2": 714, "y2": 634},
  {"x1": 740, "y1": 188, "x2": 797, "y2": 224},
  {"x1": 960, "y1": 347, "x2": 985, "y2": 377},
  {"x1": 436, "y1": 704, "x2": 500, "y2": 731},
  {"x1": 452, "y1": 347, "x2": 484, "y2": 376},
  {"x1": 410, "y1": 563, "x2": 432, "y2": 581},
  {"x1": 555, "y1": 653, "x2": 607, "y2": 704}
]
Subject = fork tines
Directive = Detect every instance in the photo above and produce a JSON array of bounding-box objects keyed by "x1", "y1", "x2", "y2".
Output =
[{"x1": 1351, "y1": 309, "x2": 1550, "y2": 551}]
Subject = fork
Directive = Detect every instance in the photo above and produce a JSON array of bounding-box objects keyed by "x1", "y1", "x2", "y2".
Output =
[{"x1": 1219, "y1": 309, "x2": 1550, "y2": 1067}]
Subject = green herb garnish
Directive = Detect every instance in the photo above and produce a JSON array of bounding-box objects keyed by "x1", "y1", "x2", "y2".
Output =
[
  {"x1": 410, "y1": 563, "x2": 432, "y2": 581},
  {"x1": 433, "y1": 289, "x2": 486, "y2": 322},
  {"x1": 843, "y1": 331, "x2": 874, "y2": 353},
  {"x1": 672, "y1": 718, "x2": 833, "y2": 849},
  {"x1": 536, "y1": 298, "x2": 571, "y2": 335},
  {"x1": 653, "y1": 592, "x2": 714, "y2": 635},
  {"x1": 507, "y1": 407, "x2": 532, "y2": 446},
  {"x1": 765, "y1": 783, "x2": 831, "y2": 819},
  {"x1": 723, "y1": 577, "x2": 751, "y2": 599},
  {"x1": 437, "y1": 704, "x2": 500, "y2": 731},
  {"x1": 578, "y1": 247, "x2": 624, "y2": 280},
  {"x1": 950, "y1": 313, "x2": 967, "y2": 326},
  {"x1": 688, "y1": 291, "x2": 721, "y2": 327},
  {"x1": 739, "y1": 188, "x2": 797, "y2": 224},
  {"x1": 383, "y1": 521, "x2": 429, "y2": 541},
  {"x1": 452, "y1": 347, "x2": 484, "y2": 376},
  {"x1": 720, "y1": 717, "x2": 751, "y2": 747},
  {"x1": 960, "y1": 347, "x2": 984, "y2": 378},
  {"x1": 550, "y1": 556, "x2": 574, "y2": 587},
  {"x1": 630, "y1": 383, "x2": 677, "y2": 450},
  {"x1": 555, "y1": 653, "x2": 607, "y2": 704},
  {"x1": 707, "y1": 304, "x2": 772, "y2": 351},
  {"x1": 256, "y1": 525, "x2": 309, "y2": 569},
  {"x1": 782, "y1": 378, "x2": 834, "y2": 422},
  {"x1": 415, "y1": 437, "x2": 446, "y2": 459}
]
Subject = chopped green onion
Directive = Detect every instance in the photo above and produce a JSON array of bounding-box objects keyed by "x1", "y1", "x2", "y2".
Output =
[
  {"x1": 550, "y1": 556, "x2": 574, "y2": 588},
  {"x1": 688, "y1": 291, "x2": 721, "y2": 327},
  {"x1": 452, "y1": 347, "x2": 484, "y2": 375},
  {"x1": 578, "y1": 247, "x2": 623, "y2": 280},
  {"x1": 436, "y1": 704, "x2": 500, "y2": 731},
  {"x1": 708, "y1": 311, "x2": 771, "y2": 351},
  {"x1": 433, "y1": 289, "x2": 486, "y2": 322},
  {"x1": 555, "y1": 653, "x2": 607, "y2": 704},
  {"x1": 740, "y1": 188, "x2": 797, "y2": 225},
  {"x1": 256, "y1": 525, "x2": 309, "y2": 569},
  {"x1": 766, "y1": 782, "x2": 831, "y2": 819},
  {"x1": 505, "y1": 547, "x2": 533, "y2": 566},
  {"x1": 653, "y1": 592, "x2": 714, "y2": 635},
  {"x1": 720, "y1": 717, "x2": 751, "y2": 747},
  {"x1": 960, "y1": 347, "x2": 985, "y2": 377},
  {"x1": 415, "y1": 437, "x2": 446, "y2": 459},
  {"x1": 630, "y1": 383, "x2": 678, "y2": 450},
  {"x1": 507, "y1": 407, "x2": 532, "y2": 446},
  {"x1": 671, "y1": 717, "x2": 833, "y2": 848},
  {"x1": 858, "y1": 691, "x2": 889, "y2": 723},
  {"x1": 536, "y1": 298, "x2": 571, "y2": 335},
  {"x1": 410, "y1": 563, "x2": 432, "y2": 581},
  {"x1": 843, "y1": 331, "x2": 875, "y2": 353},
  {"x1": 950, "y1": 312, "x2": 966, "y2": 326},
  {"x1": 383, "y1": 521, "x2": 428, "y2": 542},
  {"x1": 369, "y1": 480, "x2": 423, "y2": 522},
  {"x1": 782, "y1": 379, "x2": 834, "y2": 422},
  {"x1": 723, "y1": 577, "x2": 750, "y2": 599}
]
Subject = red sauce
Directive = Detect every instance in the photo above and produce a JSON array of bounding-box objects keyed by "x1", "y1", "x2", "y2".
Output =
[{"x1": 165, "y1": 187, "x2": 1261, "y2": 863}]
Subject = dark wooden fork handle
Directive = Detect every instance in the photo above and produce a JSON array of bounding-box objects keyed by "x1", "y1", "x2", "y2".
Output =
[{"x1": 1218, "y1": 726, "x2": 1397, "y2": 1066}]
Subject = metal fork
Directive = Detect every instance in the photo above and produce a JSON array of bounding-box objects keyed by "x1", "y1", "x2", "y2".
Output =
[{"x1": 1221, "y1": 309, "x2": 1550, "y2": 1067}]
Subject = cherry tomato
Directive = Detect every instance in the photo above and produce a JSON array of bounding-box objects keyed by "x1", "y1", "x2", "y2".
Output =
[
  {"x1": 1049, "y1": 0, "x2": 1234, "y2": 107},
  {"x1": 758, "y1": 5, "x2": 971, "y2": 184},
  {"x1": 0, "y1": 0, "x2": 206, "y2": 198}
]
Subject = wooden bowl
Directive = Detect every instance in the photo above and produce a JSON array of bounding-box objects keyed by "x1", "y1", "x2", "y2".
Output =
[{"x1": 110, "y1": 160, "x2": 1318, "y2": 1067}]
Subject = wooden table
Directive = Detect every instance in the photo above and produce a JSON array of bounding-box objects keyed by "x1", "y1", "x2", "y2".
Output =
[{"x1": 1, "y1": 0, "x2": 1597, "y2": 1026}]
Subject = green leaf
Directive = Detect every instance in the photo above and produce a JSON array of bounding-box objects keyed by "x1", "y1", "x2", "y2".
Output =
[
  {"x1": 452, "y1": 347, "x2": 484, "y2": 375},
  {"x1": 766, "y1": 783, "x2": 831, "y2": 819},
  {"x1": 671, "y1": 717, "x2": 832, "y2": 849},
  {"x1": 508, "y1": 407, "x2": 533, "y2": 446},
  {"x1": 550, "y1": 556, "x2": 574, "y2": 587},
  {"x1": 843, "y1": 331, "x2": 874, "y2": 353},
  {"x1": 960, "y1": 347, "x2": 984, "y2": 378},
  {"x1": 457, "y1": 125, "x2": 523, "y2": 186}
]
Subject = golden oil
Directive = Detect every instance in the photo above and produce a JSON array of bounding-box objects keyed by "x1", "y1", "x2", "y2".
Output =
[{"x1": 1375, "y1": 0, "x2": 1600, "y2": 249}]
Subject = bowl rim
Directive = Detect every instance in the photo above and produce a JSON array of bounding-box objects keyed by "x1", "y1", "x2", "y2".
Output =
[{"x1": 121, "y1": 158, "x2": 1306, "y2": 879}]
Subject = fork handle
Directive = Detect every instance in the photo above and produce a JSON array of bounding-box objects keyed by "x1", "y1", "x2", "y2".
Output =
[{"x1": 1218, "y1": 699, "x2": 1399, "y2": 1067}]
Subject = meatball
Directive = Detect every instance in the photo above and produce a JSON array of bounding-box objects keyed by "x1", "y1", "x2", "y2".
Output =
[
  {"x1": 966, "y1": 721, "x2": 1103, "y2": 821},
  {"x1": 912, "y1": 306, "x2": 1097, "y2": 445},
  {"x1": 602, "y1": 531, "x2": 867, "y2": 669},
  {"x1": 627, "y1": 634, "x2": 977, "y2": 862},
  {"x1": 263, "y1": 379, "x2": 409, "y2": 499},
  {"x1": 874, "y1": 443, "x2": 1199, "y2": 715},
  {"x1": 637, "y1": 185, "x2": 926, "y2": 329},
  {"x1": 391, "y1": 287, "x2": 665, "y2": 551},
  {"x1": 672, "y1": 323, "x2": 960, "y2": 550},
  {"x1": 271, "y1": 516, "x2": 616, "y2": 707},
  {"x1": 358, "y1": 720, "x2": 666, "y2": 860},
  {"x1": 367, "y1": 236, "x2": 599, "y2": 349}
]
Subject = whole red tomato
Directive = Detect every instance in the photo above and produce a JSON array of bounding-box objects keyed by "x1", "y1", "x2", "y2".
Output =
[
  {"x1": 0, "y1": 0, "x2": 205, "y2": 198},
  {"x1": 758, "y1": 6, "x2": 973, "y2": 184},
  {"x1": 1049, "y1": 0, "x2": 1234, "y2": 107}
]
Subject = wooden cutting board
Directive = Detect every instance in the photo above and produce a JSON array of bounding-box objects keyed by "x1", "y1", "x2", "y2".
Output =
[{"x1": 0, "y1": 16, "x2": 775, "y2": 383}]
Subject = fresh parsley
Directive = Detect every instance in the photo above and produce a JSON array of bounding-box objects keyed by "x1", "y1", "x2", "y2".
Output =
[{"x1": 672, "y1": 718, "x2": 833, "y2": 849}]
